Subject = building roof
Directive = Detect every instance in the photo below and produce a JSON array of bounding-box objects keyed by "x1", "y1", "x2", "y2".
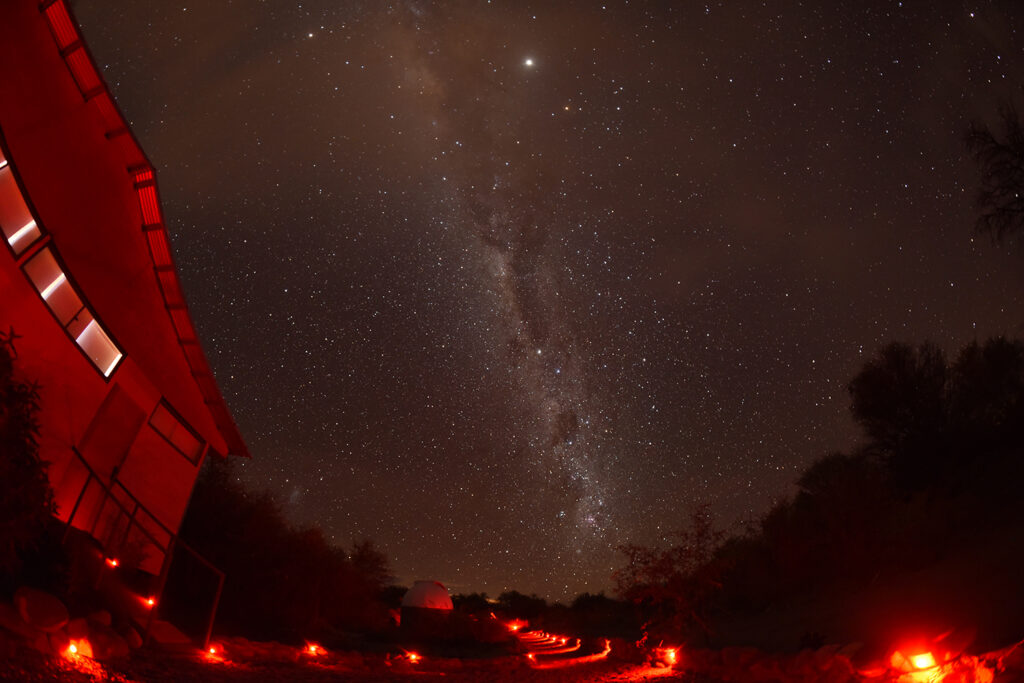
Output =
[
  {"x1": 0, "y1": 1, "x2": 248, "y2": 458},
  {"x1": 401, "y1": 581, "x2": 454, "y2": 611}
]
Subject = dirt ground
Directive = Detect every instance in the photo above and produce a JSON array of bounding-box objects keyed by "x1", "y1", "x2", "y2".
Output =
[{"x1": 0, "y1": 645, "x2": 714, "y2": 683}]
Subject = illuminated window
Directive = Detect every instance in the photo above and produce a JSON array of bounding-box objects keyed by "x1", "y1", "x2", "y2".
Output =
[
  {"x1": 23, "y1": 247, "x2": 123, "y2": 377},
  {"x1": 0, "y1": 149, "x2": 42, "y2": 254},
  {"x1": 149, "y1": 401, "x2": 204, "y2": 464}
]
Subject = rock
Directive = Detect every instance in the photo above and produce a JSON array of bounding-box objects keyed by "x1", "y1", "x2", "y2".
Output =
[
  {"x1": 815, "y1": 644, "x2": 842, "y2": 669},
  {"x1": 748, "y1": 656, "x2": 784, "y2": 682},
  {"x1": 13, "y1": 587, "x2": 69, "y2": 633},
  {"x1": 87, "y1": 609, "x2": 112, "y2": 627},
  {"x1": 122, "y1": 626, "x2": 143, "y2": 649},
  {"x1": 89, "y1": 622, "x2": 130, "y2": 660},
  {"x1": 31, "y1": 631, "x2": 52, "y2": 655},
  {"x1": 0, "y1": 601, "x2": 43, "y2": 640},
  {"x1": 722, "y1": 646, "x2": 761, "y2": 670},
  {"x1": 48, "y1": 630, "x2": 70, "y2": 655},
  {"x1": 66, "y1": 617, "x2": 89, "y2": 640}
]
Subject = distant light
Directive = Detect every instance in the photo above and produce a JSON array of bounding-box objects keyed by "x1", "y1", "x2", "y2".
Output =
[
  {"x1": 105, "y1": 558, "x2": 118, "y2": 568},
  {"x1": 408, "y1": 652, "x2": 420, "y2": 663},
  {"x1": 146, "y1": 597, "x2": 156, "y2": 607},
  {"x1": 69, "y1": 643, "x2": 77, "y2": 654},
  {"x1": 209, "y1": 646, "x2": 217, "y2": 654},
  {"x1": 524, "y1": 58, "x2": 534, "y2": 67}
]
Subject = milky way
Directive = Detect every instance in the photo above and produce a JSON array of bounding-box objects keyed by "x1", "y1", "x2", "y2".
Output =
[{"x1": 75, "y1": 1, "x2": 1024, "y2": 599}]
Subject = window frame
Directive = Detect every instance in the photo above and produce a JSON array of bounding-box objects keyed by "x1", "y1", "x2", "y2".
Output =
[
  {"x1": 148, "y1": 399, "x2": 206, "y2": 466},
  {"x1": 0, "y1": 129, "x2": 125, "y2": 380}
]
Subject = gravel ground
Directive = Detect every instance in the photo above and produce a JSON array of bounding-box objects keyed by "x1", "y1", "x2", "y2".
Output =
[{"x1": 0, "y1": 646, "x2": 719, "y2": 682}]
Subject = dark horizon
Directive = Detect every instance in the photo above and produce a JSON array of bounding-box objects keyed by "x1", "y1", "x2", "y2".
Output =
[{"x1": 73, "y1": 0, "x2": 1024, "y2": 600}]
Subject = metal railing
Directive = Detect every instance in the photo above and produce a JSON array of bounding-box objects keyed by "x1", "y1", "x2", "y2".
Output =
[{"x1": 62, "y1": 447, "x2": 224, "y2": 649}]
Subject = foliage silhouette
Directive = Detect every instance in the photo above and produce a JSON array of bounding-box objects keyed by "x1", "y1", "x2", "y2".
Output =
[
  {"x1": 0, "y1": 328, "x2": 60, "y2": 588},
  {"x1": 966, "y1": 103, "x2": 1024, "y2": 244},
  {"x1": 178, "y1": 457, "x2": 393, "y2": 643}
]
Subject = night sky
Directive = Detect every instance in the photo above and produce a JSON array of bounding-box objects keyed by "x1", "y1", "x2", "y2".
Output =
[{"x1": 73, "y1": 1, "x2": 1024, "y2": 600}]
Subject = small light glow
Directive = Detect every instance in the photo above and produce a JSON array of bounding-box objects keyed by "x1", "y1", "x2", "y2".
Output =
[
  {"x1": 408, "y1": 652, "x2": 420, "y2": 663},
  {"x1": 209, "y1": 647, "x2": 216, "y2": 654},
  {"x1": 105, "y1": 557, "x2": 118, "y2": 568},
  {"x1": 41, "y1": 272, "x2": 67, "y2": 300},
  {"x1": 9, "y1": 220, "x2": 38, "y2": 246},
  {"x1": 0, "y1": 159, "x2": 8, "y2": 169},
  {"x1": 146, "y1": 597, "x2": 155, "y2": 606},
  {"x1": 69, "y1": 643, "x2": 77, "y2": 654},
  {"x1": 524, "y1": 58, "x2": 534, "y2": 67},
  {"x1": 103, "y1": 352, "x2": 122, "y2": 378},
  {"x1": 911, "y1": 652, "x2": 937, "y2": 670}
]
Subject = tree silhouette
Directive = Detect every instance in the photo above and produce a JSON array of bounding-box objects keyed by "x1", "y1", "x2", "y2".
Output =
[
  {"x1": 0, "y1": 328, "x2": 56, "y2": 580},
  {"x1": 966, "y1": 103, "x2": 1024, "y2": 244},
  {"x1": 848, "y1": 342, "x2": 948, "y2": 461},
  {"x1": 613, "y1": 503, "x2": 725, "y2": 638}
]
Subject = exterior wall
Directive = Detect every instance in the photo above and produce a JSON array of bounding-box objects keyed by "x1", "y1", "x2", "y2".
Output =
[{"x1": 0, "y1": 2, "x2": 244, "y2": 576}]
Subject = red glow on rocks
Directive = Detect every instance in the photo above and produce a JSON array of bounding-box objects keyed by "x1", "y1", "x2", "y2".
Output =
[
  {"x1": 66, "y1": 639, "x2": 93, "y2": 659},
  {"x1": 204, "y1": 644, "x2": 226, "y2": 663},
  {"x1": 911, "y1": 652, "x2": 937, "y2": 670}
]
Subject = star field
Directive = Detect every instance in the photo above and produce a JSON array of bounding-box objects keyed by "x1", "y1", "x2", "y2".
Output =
[{"x1": 75, "y1": 1, "x2": 1024, "y2": 600}]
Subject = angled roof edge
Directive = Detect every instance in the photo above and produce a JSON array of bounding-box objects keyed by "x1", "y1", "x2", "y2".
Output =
[{"x1": 38, "y1": 0, "x2": 250, "y2": 458}]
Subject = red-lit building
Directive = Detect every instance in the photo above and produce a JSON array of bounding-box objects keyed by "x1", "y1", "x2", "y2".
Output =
[{"x1": 0, "y1": 0, "x2": 247, "y2": 584}]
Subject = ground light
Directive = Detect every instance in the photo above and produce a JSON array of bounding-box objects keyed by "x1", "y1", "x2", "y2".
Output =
[
  {"x1": 63, "y1": 639, "x2": 104, "y2": 677},
  {"x1": 911, "y1": 652, "x2": 938, "y2": 670}
]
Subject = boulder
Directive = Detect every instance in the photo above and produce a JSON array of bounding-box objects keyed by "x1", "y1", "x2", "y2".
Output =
[
  {"x1": 722, "y1": 645, "x2": 760, "y2": 670},
  {"x1": 66, "y1": 617, "x2": 89, "y2": 640},
  {"x1": 31, "y1": 631, "x2": 52, "y2": 655},
  {"x1": 122, "y1": 626, "x2": 143, "y2": 649},
  {"x1": 0, "y1": 601, "x2": 42, "y2": 640},
  {"x1": 89, "y1": 622, "x2": 130, "y2": 660},
  {"x1": 48, "y1": 630, "x2": 71, "y2": 655},
  {"x1": 14, "y1": 587, "x2": 69, "y2": 633},
  {"x1": 87, "y1": 609, "x2": 112, "y2": 627}
]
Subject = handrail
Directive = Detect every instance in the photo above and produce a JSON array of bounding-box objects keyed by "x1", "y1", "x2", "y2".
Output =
[
  {"x1": 63, "y1": 446, "x2": 173, "y2": 553},
  {"x1": 62, "y1": 446, "x2": 225, "y2": 649}
]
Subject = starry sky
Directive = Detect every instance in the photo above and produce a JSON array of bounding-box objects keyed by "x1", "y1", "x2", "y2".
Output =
[{"x1": 73, "y1": 0, "x2": 1024, "y2": 600}]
